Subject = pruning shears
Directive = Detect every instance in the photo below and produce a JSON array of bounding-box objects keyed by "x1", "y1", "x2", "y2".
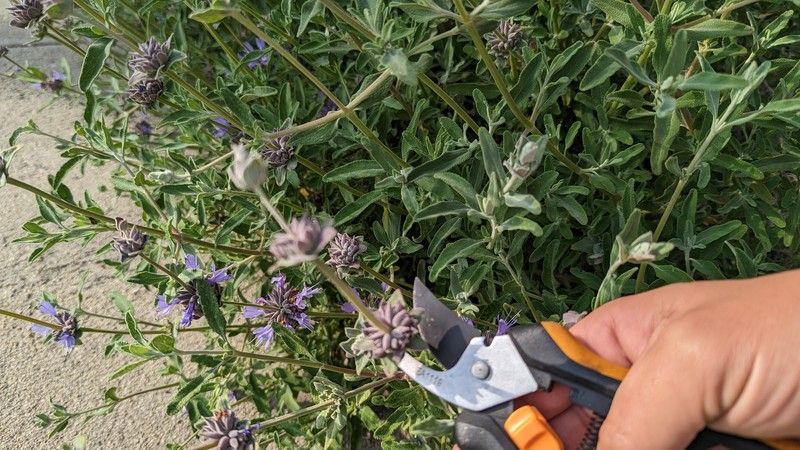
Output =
[{"x1": 399, "y1": 279, "x2": 799, "y2": 450}]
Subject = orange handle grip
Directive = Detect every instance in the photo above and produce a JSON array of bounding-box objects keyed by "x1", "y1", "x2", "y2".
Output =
[{"x1": 504, "y1": 405, "x2": 563, "y2": 450}]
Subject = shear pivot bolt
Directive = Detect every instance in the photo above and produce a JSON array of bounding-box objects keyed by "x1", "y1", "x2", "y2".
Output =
[{"x1": 471, "y1": 361, "x2": 490, "y2": 379}]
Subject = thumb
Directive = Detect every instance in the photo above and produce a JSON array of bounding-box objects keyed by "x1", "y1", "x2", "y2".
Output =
[{"x1": 598, "y1": 318, "x2": 715, "y2": 450}]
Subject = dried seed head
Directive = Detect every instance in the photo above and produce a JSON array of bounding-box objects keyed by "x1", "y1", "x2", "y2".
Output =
[
  {"x1": 54, "y1": 311, "x2": 78, "y2": 339},
  {"x1": 485, "y1": 20, "x2": 523, "y2": 60},
  {"x1": 260, "y1": 135, "x2": 294, "y2": 168},
  {"x1": 128, "y1": 36, "x2": 172, "y2": 77},
  {"x1": 269, "y1": 215, "x2": 337, "y2": 268},
  {"x1": 200, "y1": 409, "x2": 255, "y2": 450},
  {"x1": 111, "y1": 217, "x2": 149, "y2": 262},
  {"x1": 127, "y1": 73, "x2": 164, "y2": 106},
  {"x1": 8, "y1": 0, "x2": 43, "y2": 29},
  {"x1": 174, "y1": 278, "x2": 223, "y2": 323},
  {"x1": 228, "y1": 143, "x2": 266, "y2": 190},
  {"x1": 327, "y1": 233, "x2": 366, "y2": 269},
  {"x1": 361, "y1": 298, "x2": 418, "y2": 360}
]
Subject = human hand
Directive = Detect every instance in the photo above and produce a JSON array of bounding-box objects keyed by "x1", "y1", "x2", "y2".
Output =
[{"x1": 519, "y1": 270, "x2": 800, "y2": 450}]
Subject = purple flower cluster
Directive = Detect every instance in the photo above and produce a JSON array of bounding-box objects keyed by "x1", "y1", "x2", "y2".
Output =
[
  {"x1": 200, "y1": 409, "x2": 257, "y2": 450},
  {"x1": 238, "y1": 38, "x2": 270, "y2": 70},
  {"x1": 156, "y1": 254, "x2": 232, "y2": 327},
  {"x1": 33, "y1": 70, "x2": 65, "y2": 93},
  {"x1": 496, "y1": 313, "x2": 518, "y2": 336},
  {"x1": 213, "y1": 117, "x2": 231, "y2": 138},
  {"x1": 241, "y1": 273, "x2": 320, "y2": 349},
  {"x1": 361, "y1": 298, "x2": 419, "y2": 360},
  {"x1": 7, "y1": 0, "x2": 43, "y2": 29},
  {"x1": 31, "y1": 301, "x2": 78, "y2": 351}
]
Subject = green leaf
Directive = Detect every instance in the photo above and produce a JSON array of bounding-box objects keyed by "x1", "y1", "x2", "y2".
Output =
[
  {"x1": 166, "y1": 374, "x2": 208, "y2": 415},
  {"x1": 695, "y1": 221, "x2": 744, "y2": 247},
  {"x1": 651, "y1": 264, "x2": 693, "y2": 283},
  {"x1": 415, "y1": 201, "x2": 470, "y2": 221},
  {"x1": 590, "y1": 0, "x2": 633, "y2": 27},
  {"x1": 382, "y1": 47, "x2": 418, "y2": 86},
  {"x1": 273, "y1": 324, "x2": 315, "y2": 360},
  {"x1": 189, "y1": 7, "x2": 236, "y2": 24},
  {"x1": 124, "y1": 311, "x2": 147, "y2": 345},
  {"x1": 150, "y1": 335, "x2": 175, "y2": 354},
  {"x1": 605, "y1": 48, "x2": 655, "y2": 86},
  {"x1": 651, "y1": 110, "x2": 680, "y2": 175},
  {"x1": 109, "y1": 359, "x2": 149, "y2": 380},
  {"x1": 679, "y1": 73, "x2": 748, "y2": 91},
  {"x1": 430, "y1": 239, "x2": 483, "y2": 281},
  {"x1": 220, "y1": 87, "x2": 254, "y2": 129},
  {"x1": 551, "y1": 196, "x2": 588, "y2": 225},
  {"x1": 478, "y1": 128, "x2": 504, "y2": 180},
  {"x1": 711, "y1": 154, "x2": 764, "y2": 180},
  {"x1": 726, "y1": 242, "x2": 757, "y2": 278},
  {"x1": 761, "y1": 99, "x2": 800, "y2": 114},
  {"x1": 684, "y1": 19, "x2": 751, "y2": 40},
  {"x1": 322, "y1": 160, "x2": 384, "y2": 182},
  {"x1": 79, "y1": 38, "x2": 114, "y2": 92},
  {"x1": 478, "y1": 0, "x2": 534, "y2": 19},
  {"x1": 503, "y1": 193, "x2": 542, "y2": 215},
  {"x1": 335, "y1": 190, "x2": 386, "y2": 225},
  {"x1": 36, "y1": 196, "x2": 63, "y2": 226},
  {"x1": 407, "y1": 150, "x2": 470, "y2": 183},
  {"x1": 498, "y1": 217, "x2": 543, "y2": 236},
  {"x1": 433, "y1": 172, "x2": 480, "y2": 209},
  {"x1": 195, "y1": 279, "x2": 227, "y2": 341}
]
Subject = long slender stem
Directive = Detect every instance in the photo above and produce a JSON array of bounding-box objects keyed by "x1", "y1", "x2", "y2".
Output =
[
  {"x1": 359, "y1": 264, "x2": 411, "y2": 297},
  {"x1": 0, "y1": 308, "x2": 60, "y2": 330},
  {"x1": 451, "y1": 0, "x2": 585, "y2": 178},
  {"x1": 231, "y1": 13, "x2": 406, "y2": 168},
  {"x1": 500, "y1": 257, "x2": 543, "y2": 322},
  {"x1": 189, "y1": 378, "x2": 394, "y2": 450},
  {"x1": 140, "y1": 253, "x2": 191, "y2": 290},
  {"x1": 314, "y1": 261, "x2": 392, "y2": 335},
  {"x1": 6, "y1": 177, "x2": 265, "y2": 257}
]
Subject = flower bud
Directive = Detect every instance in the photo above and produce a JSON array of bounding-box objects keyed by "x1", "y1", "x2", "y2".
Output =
[
  {"x1": 227, "y1": 143, "x2": 266, "y2": 191},
  {"x1": 7, "y1": 0, "x2": 43, "y2": 29}
]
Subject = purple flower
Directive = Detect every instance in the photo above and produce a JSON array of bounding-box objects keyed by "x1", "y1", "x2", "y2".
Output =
[
  {"x1": 238, "y1": 38, "x2": 269, "y2": 70},
  {"x1": 269, "y1": 215, "x2": 337, "y2": 269},
  {"x1": 185, "y1": 254, "x2": 200, "y2": 270},
  {"x1": 461, "y1": 316, "x2": 474, "y2": 328},
  {"x1": 34, "y1": 70, "x2": 65, "y2": 93},
  {"x1": 134, "y1": 119, "x2": 153, "y2": 137},
  {"x1": 156, "y1": 294, "x2": 178, "y2": 317},
  {"x1": 252, "y1": 325, "x2": 274, "y2": 348},
  {"x1": 213, "y1": 117, "x2": 230, "y2": 138},
  {"x1": 33, "y1": 300, "x2": 78, "y2": 351},
  {"x1": 318, "y1": 98, "x2": 337, "y2": 117},
  {"x1": 361, "y1": 298, "x2": 419, "y2": 360},
  {"x1": 8, "y1": 0, "x2": 43, "y2": 29},
  {"x1": 241, "y1": 273, "x2": 319, "y2": 348},
  {"x1": 128, "y1": 36, "x2": 172, "y2": 77},
  {"x1": 180, "y1": 300, "x2": 196, "y2": 328},
  {"x1": 207, "y1": 264, "x2": 232, "y2": 284},
  {"x1": 327, "y1": 233, "x2": 367, "y2": 270},
  {"x1": 496, "y1": 313, "x2": 518, "y2": 336},
  {"x1": 341, "y1": 302, "x2": 357, "y2": 314}
]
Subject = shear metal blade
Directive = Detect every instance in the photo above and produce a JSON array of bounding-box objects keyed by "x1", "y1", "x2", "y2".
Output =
[{"x1": 413, "y1": 278, "x2": 481, "y2": 369}]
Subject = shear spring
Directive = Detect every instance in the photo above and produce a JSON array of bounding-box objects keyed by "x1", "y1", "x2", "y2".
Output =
[{"x1": 577, "y1": 414, "x2": 603, "y2": 450}]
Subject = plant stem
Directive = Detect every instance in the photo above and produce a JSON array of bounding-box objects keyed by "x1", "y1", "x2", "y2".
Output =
[
  {"x1": 231, "y1": 13, "x2": 406, "y2": 168},
  {"x1": 6, "y1": 176, "x2": 265, "y2": 257},
  {"x1": 314, "y1": 261, "x2": 393, "y2": 335},
  {"x1": 140, "y1": 253, "x2": 191, "y2": 290},
  {"x1": 359, "y1": 263, "x2": 411, "y2": 297},
  {"x1": 451, "y1": 0, "x2": 585, "y2": 178},
  {"x1": 0, "y1": 308, "x2": 60, "y2": 330},
  {"x1": 189, "y1": 378, "x2": 393, "y2": 450},
  {"x1": 499, "y1": 257, "x2": 543, "y2": 322},
  {"x1": 175, "y1": 348, "x2": 383, "y2": 378},
  {"x1": 69, "y1": 382, "x2": 179, "y2": 418}
]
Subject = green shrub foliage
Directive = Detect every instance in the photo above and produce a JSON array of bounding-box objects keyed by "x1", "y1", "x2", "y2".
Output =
[{"x1": 2, "y1": 0, "x2": 800, "y2": 448}]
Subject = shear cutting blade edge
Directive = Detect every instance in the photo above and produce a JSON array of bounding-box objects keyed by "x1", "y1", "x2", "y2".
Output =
[
  {"x1": 398, "y1": 336, "x2": 539, "y2": 411},
  {"x1": 413, "y1": 278, "x2": 481, "y2": 369}
]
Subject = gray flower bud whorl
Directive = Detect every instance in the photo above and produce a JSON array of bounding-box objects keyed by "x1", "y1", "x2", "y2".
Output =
[
  {"x1": 201, "y1": 409, "x2": 255, "y2": 450},
  {"x1": 127, "y1": 73, "x2": 164, "y2": 106},
  {"x1": 327, "y1": 233, "x2": 366, "y2": 269},
  {"x1": 7, "y1": 0, "x2": 43, "y2": 29},
  {"x1": 111, "y1": 217, "x2": 149, "y2": 262},
  {"x1": 260, "y1": 135, "x2": 295, "y2": 168},
  {"x1": 362, "y1": 299, "x2": 419, "y2": 360},
  {"x1": 485, "y1": 20, "x2": 523, "y2": 60},
  {"x1": 269, "y1": 215, "x2": 337, "y2": 268},
  {"x1": 128, "y1": 36, "x2": 172, "y2": 77}
]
